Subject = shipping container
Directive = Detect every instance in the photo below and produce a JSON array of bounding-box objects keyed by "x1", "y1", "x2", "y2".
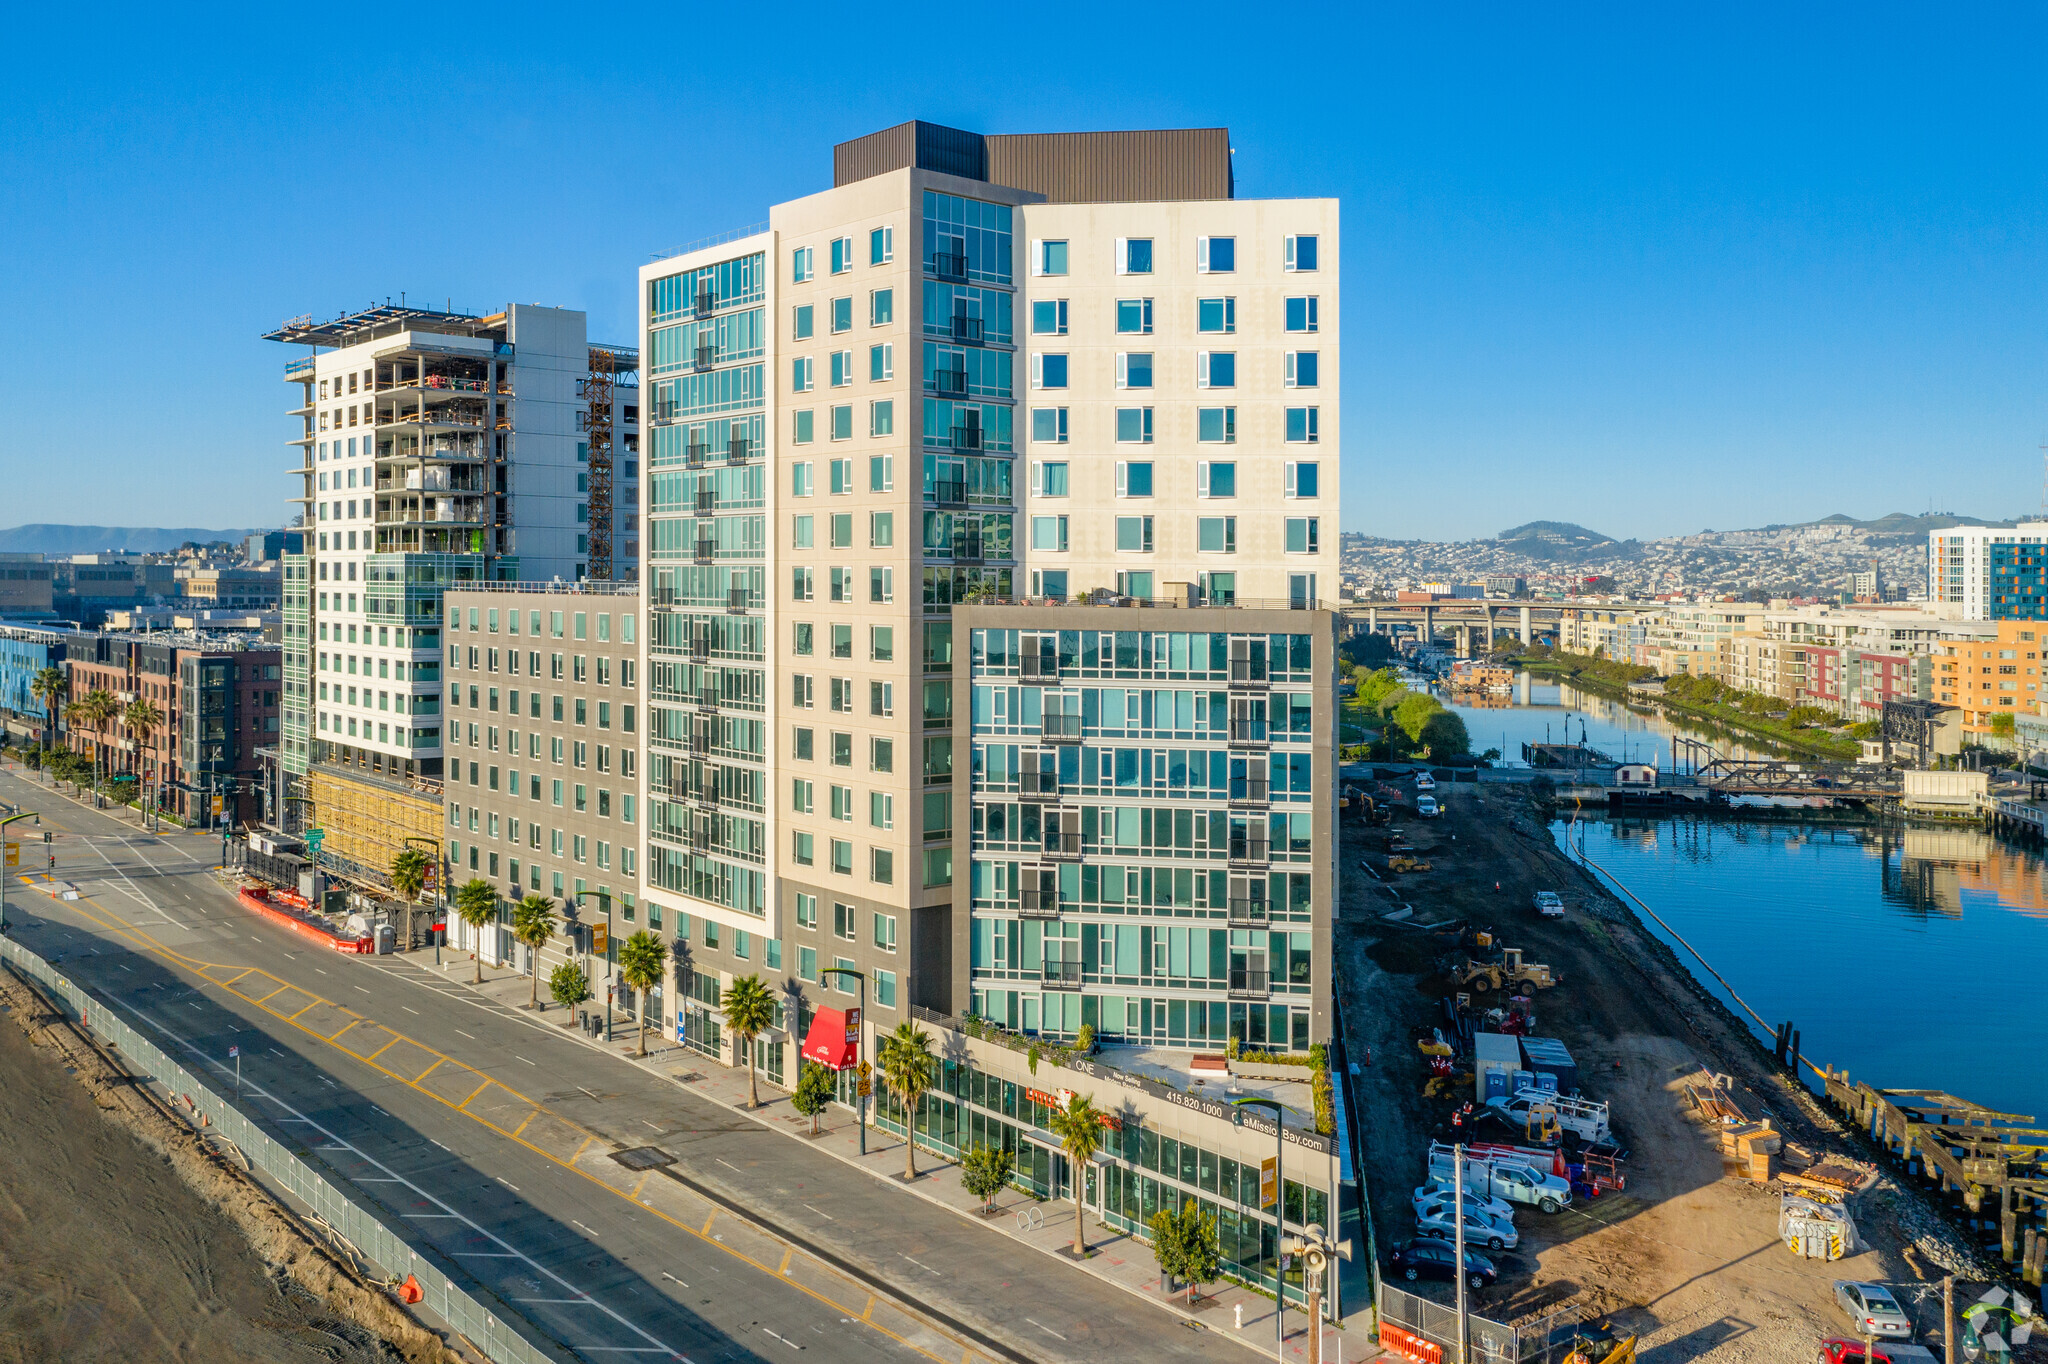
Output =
[{"x1": 1519, "y1": 1036, "x2": 1580, "y2": 1095}]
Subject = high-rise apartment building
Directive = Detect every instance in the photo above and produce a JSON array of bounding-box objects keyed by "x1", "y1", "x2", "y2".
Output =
[
  {"x1": 265, "y1": 304, "x2": 638, "y2": 887},
  {"x1": 1928, "y1": 523, "x2": 2048, "y2": 619}
]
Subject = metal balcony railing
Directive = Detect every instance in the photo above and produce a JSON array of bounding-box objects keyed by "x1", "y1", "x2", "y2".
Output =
[
  {"x1": 690, "y1": 636, "x2": 712, "y2": 661},
  {"x1": 1045, "y1": 830, "x2": 1082, "y2": 859},
  {"x1": 694, "y1": 344, "x2": 716, "y2": 371},
  {"x1": 1019, "y1": 887, "x2": 1061, "y2": 919},
  {"x1": 1020, "y1": 654, "x2": 1057, "y2": 679},
  {"x1": 1230, "y1": 779, "x2": 1271, "y2": 806},
  {"x1": 1229, "y1": 659, "x2": 1269, "y2": 688},
  {"x1": 1228, "y1": 839, "x2": 1271, "y2": 866},
  {"x1": 1228, "y1": 968, "x2": 1271, "y2": 997},
  {"x1": 1041, "y1": 714, "x2": 1084, "y2": 743},
  {"x1": 728, "y1": 436, "x2": 751, "y2": 463},
  {"x1": 727, "y1": 587, "x2": 750, "y2": 613},
  {"x1": 696, "y1": 689, "x2": 721, "y2": 710},
  {"x1": 1018, "y1": 771, "x2": 1059, "y2": 801},
  {"x1": 930, "y1": 480, "x2": 967, "y2": 508},
  {"x1": 693, "y1": 539, "x2": 715, "y2": 563},
  {"x1": 1228, "y1": 897, "x2": 1270, "y2": 927},
  {"x1": 1229, "y1": 721, "x2": 1270, "y2": 747},
  {"x1": 686, "y1": 442, "x2": 710, "y2": 467},
  {"x1": 689, "y1": 734, "x2": 711, "y2": 756},
  {"x1": 929, "y1": 368, "x2": 969, "y2": 398},
  {"x1": 696, "y1": 489, "x2": 717, "y2": 514},
  {"x1": 950, "y1": 315, "x2": 984, "y2": 344},
  {"x1": 950, "y1": 424, "x2": 982, "y2": 451},
  {"x1": 929, "y1": 251, "x2": 968, "y2": 282},
  {"x1": 952, "y1": 534, "x2": 985, "y2": 564},
  {"x1": 695, "y1": 290, "x2": 717, "y2": 316},
  {"x1": 1042, "y1": 960, "x2": 1083, "y2": 990}
]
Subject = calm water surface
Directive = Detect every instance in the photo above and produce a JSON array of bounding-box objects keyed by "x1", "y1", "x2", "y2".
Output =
[
  {"x1": 1555, "y1": 816, "x2": 2048, "y2": 1122},
  {"x1": 1439, "y1": 672, "x2": 1783, "y2": 766}
]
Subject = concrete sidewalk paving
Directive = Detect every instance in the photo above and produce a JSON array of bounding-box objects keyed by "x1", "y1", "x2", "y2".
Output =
[{"x1": 404, "y1": 947, "x2": 1382, "y2": 1364}]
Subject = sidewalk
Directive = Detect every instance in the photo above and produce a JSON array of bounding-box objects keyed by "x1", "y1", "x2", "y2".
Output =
[{"x1": 402, "y1": 947, "x2": 1384, "y2": 1364}]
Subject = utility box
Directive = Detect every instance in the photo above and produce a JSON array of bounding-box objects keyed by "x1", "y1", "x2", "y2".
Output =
[
  {"x1": 1474, "y1": 1032, "x2": 1522, "y2": 1105},
  {"x1": 1519, "y1": 1036, "x2": 1580, "y2": 1095}
]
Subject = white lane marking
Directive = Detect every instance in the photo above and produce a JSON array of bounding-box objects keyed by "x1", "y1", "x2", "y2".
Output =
[
  {"x1": 79, "y1": 838, "x2": 183, "y2": 929},
  {"x1": 267, "y1": 1047, "x2": 286, "y2": 1057},
  {"x1": 401, "y1": 1006, "x2": 420, "y2": 1015},
  {"x1": 117, "y1": 965, "x2": 131, "y2": 973},
  {"x1": 430, "y1": 1139, "x2": 453, "y2": 1151},
  {"x1": 898, "y1": 1253, "x2": 941, "y2": 1276},
  {"x1": 1025, "y1": 1318, "x2": 1068, "y2": 1341},
  {"x1": 251, "y1": 936, "x2": 262, "y2": 943},
  {"x1": 314, "y1": 968, "x2": 328, "y2": 975},
  {"x1": 578, "y1": 1087, "x2": 602, "y2": 1101},
  {"x1": 495, "y1": 1176, "x2": 521, "y2": 1191},
  {"x1": 660, "y1": 1271, "x2": 688, "y2": 1288},
  {"x1": 514, "y1": 1055, "x2": 535, "y2": 1066},
  {"x1": 353, "y1": 986, "x2": 371, "y2": 995},
  {"x1": 641, "y1": 1120, "x2": 662, "y2": 1132},
  {"x1": 572, "y1": 1219, "x2": 599, "y2": 1237},
  {"x1": 801, "y1": 1204, "x2": 834, "y2": 1221},
  {"x1": 760, "y1": 1327, "x2": 801, "y2": 1350},
  {"x1": 405, "y1": 1214, "x2": 462, "y2": 1219},
  {"x1": 456, "y1": 1029, "x2": 477, "y2": 1040},
  {"x1": 716, "y1": 1158, "x2": 743, "y2": 1174},
  {"x1": 453, "y1": 1251, "x2": 523, "y2": 1257}
]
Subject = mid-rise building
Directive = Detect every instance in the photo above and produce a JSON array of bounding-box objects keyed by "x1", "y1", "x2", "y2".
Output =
[
  {"x1": 0, "y1": 626, "x2": 68, "y2": 745},
  {"x1": 1928, "y1": 523, "x2": 2048, "y2": 619},
  {"x1": 1933, "y1": 620, "x2": 2048, "y2": 736},
  {"x1": 0, "y1": 554, "x2": 55, "y2": 618}
]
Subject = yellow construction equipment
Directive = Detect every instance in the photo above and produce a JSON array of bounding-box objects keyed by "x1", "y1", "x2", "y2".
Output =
[
  {"x1": 1566, "y1": 1336, "x2": 1636, "y2": 1364},
  {"x1": 1454, "y1": 946, "x2": 1560, "y2": 992},
  {"x1": 1388, "y1": 855, "x2": 1433, "y2": 873}
]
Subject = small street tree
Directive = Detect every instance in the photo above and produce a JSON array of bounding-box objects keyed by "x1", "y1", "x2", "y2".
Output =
[
  {"x1": 548, "y1": 960, "x2": 590, "y2": 1024},
  {"x1": 791, "y1": 1060, "x2": 834, "y2": 1136},
  {"x1": 452, "y1": 878, "x2": 498, "y2": 984},
  {"x1": 721, "y1": 973, "x2": 776, "y2": 1108},
  {"x1": 511, "y1": 895, "x2": 556, "y2": 1008},
  {"x1": 877, "y1": 1020, "x2": 936, "y2": 1181},
  {"x1": 1046, "y1": 1092, "x2": 1105, "y2": 1257},
  {"x1": 1176, "y1": 1199, "x2": 1221, "y2": 1303},
  {"x1": 961, "y1": 1142, "x2": 1015, "y2": 1214},
  {"x1": 1148, "y1": 1203, "x2": 1188, "y2": 1290},
  {"x1": 389, "y1": 846, "x2": 432, "y2": 903},
  {"x1": 616, "y1": 929, "x2": 667, "y2": 1057}
]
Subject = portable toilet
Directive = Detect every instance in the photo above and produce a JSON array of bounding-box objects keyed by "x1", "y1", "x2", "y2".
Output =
[
  {"x1": 1519, "y1": 1036, "x2": 1580, "y2": 1095},
  {"x1": 1474, "y1": 1032, "x2": 1522, "y2": 1105}
]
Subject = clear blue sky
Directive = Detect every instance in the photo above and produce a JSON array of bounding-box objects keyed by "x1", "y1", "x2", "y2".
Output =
[{"x1": 3, "y1": 5, "x2": 2043, "y2": 542}]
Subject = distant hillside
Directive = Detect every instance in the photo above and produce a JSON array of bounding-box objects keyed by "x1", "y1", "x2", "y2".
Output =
[
  {"x1": 0, "y1": 524, "x2": 269, "y2": 555},
  {"x1": 1496, "y1": 520, "x2": 1640, "y2": 564},
  {"x1": 1756, "y1": 512, "x2": 2008, "y2": 538}
]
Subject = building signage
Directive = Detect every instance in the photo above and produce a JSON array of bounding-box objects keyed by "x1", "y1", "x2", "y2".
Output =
[{"x1": 1259, "y1": 1156, "x2": 1279, "y2": 1208}]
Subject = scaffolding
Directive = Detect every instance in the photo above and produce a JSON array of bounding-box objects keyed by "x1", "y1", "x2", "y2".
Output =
[
  {"x1": 583, "y1": 348, "x2": 618, "y2": 580},
  {"x1": 307, "y1": 765, "x2": 442, "y2": 894}
]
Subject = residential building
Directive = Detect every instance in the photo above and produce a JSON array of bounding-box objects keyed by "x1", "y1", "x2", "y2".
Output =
[
  {"x1": 1928, "y1": 523, "x2": 2048, "y2": 619},
  {"x1": 265, "y1": 303, "x2": 639, "y2": 889},
  {"x1": 1638, "y1": 603, "x2": 1761, "y2": 677},
  {"x1": 1482, "y1": 574, "x2": 1527, "y2": 598},
  {"x1": 1722, "y1": 632, "x2": 1803, "y2": 701},
  {"x1": 1988, "y1": 541, "x2": 2048, "y2": 621},
  {"x1": 175, "y1": 565, "x2": 282, "y2": 610},
  {"x1": 1554, "y1": 603, "x2": 1659, "y2": 662},
  {"x1": 0, "y1": 554, "x2": 55, "y2": 617},
  {"x1": 0, "y1": 626, "x2": 69, "y2": 745},
  {"x1": 1933, "y1": 621, "x2": 2048, "y2": 737},
  {"x1": 440, "y1": 584, "x2": 641, "y2": 984},
  {"x1": 634, "y1": 121, "x2": 1342, "y2": 1309}
]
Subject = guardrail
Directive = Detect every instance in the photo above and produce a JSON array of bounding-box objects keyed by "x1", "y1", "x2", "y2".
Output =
[{"x1": 0, "y1": 935, "x2": 562, "y2": 1364}]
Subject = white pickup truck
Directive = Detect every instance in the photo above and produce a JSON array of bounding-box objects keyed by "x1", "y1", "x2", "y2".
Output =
[
  {"x1": 1489, "y1": 1090, "x2": 1612, "y2": 1145},
  {"x1": 1429, "y1": 1141, "x2": 1574, "y2": 1214},
  {"x1": 1531, "y1": 890, "x2": 1564, "y2": 918}
]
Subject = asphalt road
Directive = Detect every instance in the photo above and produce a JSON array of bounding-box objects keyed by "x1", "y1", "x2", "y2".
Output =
[{"x1": 0, "y1": 766, "x2": 1247, "y2": 1364}]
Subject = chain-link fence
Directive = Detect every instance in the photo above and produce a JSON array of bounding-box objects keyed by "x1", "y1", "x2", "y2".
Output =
[
  {"x1": 0, "y1": 936, "x2": 564, "y2": 1364},
  {"x1": 1379, "y1": 1282, "x2": 1593, "y2": 1364}
]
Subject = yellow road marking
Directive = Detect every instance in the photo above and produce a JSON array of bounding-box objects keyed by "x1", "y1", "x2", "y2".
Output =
[
  {"x1": 254, "y1": 983, "x2": 293, "y2": 1005},
  {"x1": 777, "y1": 1246, "x2": 793, "y2": 1274},
  {"x1": 415, "y1": 1056, "x2": 444, "y2": 1083},
  {"x1": 702, "y1": 1211, "x2": 718, "y2": 1236},
  {"x1": 457, "y1": 1079, "x2": 491, "y2": 1109},
  {"x1": 632, "y1": 1172, "x2": 651, "y2": 1201},
  {"x1": 512, "y1": 1110, "x2": 538, "y2": 1138},
  {"x1": 327, "y1": 1019, "x2": 361, "y2": 1042},
  {"x1": 367, "y1": 1035, "x2": 401, "y2": 1061},
  {"x1": 571, "y1": 1135, "x2": 595, "y2": 1163}
]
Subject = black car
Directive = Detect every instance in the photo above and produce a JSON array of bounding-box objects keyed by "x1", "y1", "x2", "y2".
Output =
[{"x1": 1387, "y1": 1237, "x2": 1499, "y2": 1289}]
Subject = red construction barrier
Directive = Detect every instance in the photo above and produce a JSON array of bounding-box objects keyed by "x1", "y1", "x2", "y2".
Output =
[
  {"x1": 1381, "y1": 1323, "x2": 1444, "y2": 1364},
  {"x1": 236, "y1": 886, "x2": 370, "y2": 953}
]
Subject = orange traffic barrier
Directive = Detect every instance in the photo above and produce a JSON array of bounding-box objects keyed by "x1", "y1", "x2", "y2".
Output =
[{"x1": 398, "y1": 1274, "x2": 424, "y2": 1304}]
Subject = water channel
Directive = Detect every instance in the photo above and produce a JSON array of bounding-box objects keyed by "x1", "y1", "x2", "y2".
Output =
[{"x1": 1436, "y1": 675, "x2": 2048, "y2": 1123}]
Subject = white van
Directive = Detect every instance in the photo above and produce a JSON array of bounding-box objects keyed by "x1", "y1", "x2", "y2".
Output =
[
  {"x1": 1417, "y1": 795, "x2": 1440, "y2": 818},
  {"x1": 1415, "y1": 772, "x2": 1437, "y2": 792}
]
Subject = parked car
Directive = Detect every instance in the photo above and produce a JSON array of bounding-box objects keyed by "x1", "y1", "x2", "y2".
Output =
[
  {"x1": 1488, "y1": 1091, "x2": 1612, "y2": 1146},
  {"x1": 1386, "y1": 1237, "x2": 1497, "y2": 1289},
  {"x1": 1412, "y1": 1184, "x2": 1517, "y2": 1226},
  {"x1": 1431, "y1": 1148, "x2": 1575, "y2": 1214},
  {"x1": 1417, "y1": 795, "x2": 1441, "y2": 818},
  {"x1": 1832, "y1": 1282, "x2": 1914, "y2": 1340},
  {"x1": 1816, "y1": 1341, "x2": 1938, "y2": 1364},
  {"x1": 1416, "y1": 1203, "x2": 1518, "y2": 1251},
  {"x1": 1531, "y1": 890, "x2": 1564, "y2": 918},
  {"x1": 1415, "y1": 772, "x2": 1437, "y2": 791}
]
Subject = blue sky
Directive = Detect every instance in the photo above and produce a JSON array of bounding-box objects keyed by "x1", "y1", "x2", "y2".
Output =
[{"x1": 3, "y1": 5, "x2": 2042, "y2": 542}]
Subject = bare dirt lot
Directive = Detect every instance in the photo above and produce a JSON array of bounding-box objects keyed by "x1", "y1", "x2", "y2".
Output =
[
  {"x1": 0, "y1": 969, "x2": 439, "y2": 1364},
  {"x1": 1337, "y1": 777, "x2": 2016, "y2": 1364}
]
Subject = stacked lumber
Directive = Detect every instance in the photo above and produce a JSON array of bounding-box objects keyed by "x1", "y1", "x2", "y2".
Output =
[{"x1": 1720, "y1": 1121, "x2": 1783, "y2": 1181}]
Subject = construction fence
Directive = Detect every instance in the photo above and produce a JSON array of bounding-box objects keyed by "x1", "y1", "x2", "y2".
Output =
[
  {"x1": 1378, "y1": 1282, "x2": 1590, "y2": 1364},
  {"x1": 0, "y1": 934, "x2": 565, "y2": 1364}
]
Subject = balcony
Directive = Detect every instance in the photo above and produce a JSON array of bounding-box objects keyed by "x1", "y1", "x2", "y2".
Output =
[
  {"x1": 686, "y1": 442, "x2": 710, "y2": 466},
  {"x1": 949, "y1": 424, "x2": 983, "y2": 452},
  {"x1": 952, "y1": 534, "x2": 985, "y2": 564},
  {"x1": 693, "y1": 539, "x2": 715, "y2": 564},
  {"x1": 1019, "y1": 886, "x2": 1061, "y2": 919},
  {"x1": 1228, "y1": 722, "x2": 1270, "y2": 750},
  {"x1": 930, "y1": 480, "x2": 967, "y2": 508},
  {"x1": 695, "y1": 689, "x2": 721, "y2": 710},
  {"x1": 929, "y1": 251, "x2": 968, "y2": 282},
  {"x1": 696, "y1": 290, "x2": 718, "y2": 316},
  {"x1": 689, "y1": 635, "x2": 712, "y2": 661},
  {"x1": 1041, "y1": 960, "x2": 1083, "y2": 991},
  {"x1": 1228, "y1": 968, "x2": 1271, "y2": 999},
  {"x1": 728, "y1": 436, "x2": 752, "y2": 463},
  {"x1": 696, "y1": 489, "x2": 718, "y2": 514},
  {"x1": 1044, "y1": 830, "x2": 1082, "y2": 860},
  {"x1": 727, "y1": 587, "x2": 750, "y2": 614},
  {"x1": 1229, "y1": 659, "x2": 1269, "y2": 689},
  {"x1": 694, "y1": 344, "x2": 716, "y2": 371},
  {"x1": 1229, "y1": 779, "x2": 1271, "y2": 807},
  {"x1": 689, "y1": 733, "x2": 711, "y2": 756},
  {"x1": 1228, "y1": 839, "x2": 1271, "y2": 868},
  {"x1": 1020, "y1": 654, "x2": 1058, "y2": 681},
  {"x1": 1017, "y1": 770, "x2": 1060, "y2": 802},
  {"x1": 929, "y1": 367, "x2": 969, "y2": 398},
  {"x1": 1228, "y1": 897, "x2": 1270, "y2": 928},
  {"x1": 950, "y1": 315, "x2": 984, "y2": 345},
  {"x1": 1041, "y1": 714, "x2": 1083, "y2": 743}
]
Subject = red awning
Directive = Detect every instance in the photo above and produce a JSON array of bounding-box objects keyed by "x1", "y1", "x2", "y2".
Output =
[{"x1": 801, "y1": 1007, "x2": 858, "y2": 1071}]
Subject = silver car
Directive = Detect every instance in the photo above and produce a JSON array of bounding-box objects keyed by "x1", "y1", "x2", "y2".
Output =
[
  {"x1": 1412, "y1": 1183, "x2": 1516, "y2": 1225},
  {"x1": 1834, "y1": 1281, "x2": 1913, "y2": 1340},
  {"x1": 1416, "y1": 1203, "x2": 1518, "y2": 1251}
]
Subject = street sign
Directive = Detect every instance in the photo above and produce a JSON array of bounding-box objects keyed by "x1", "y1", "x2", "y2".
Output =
[
  {"x1": 212, "y1": 796, "x2": 226, "y2": 815},
  {"x1": 228, "y1": 1046, "x2": 239, "y2": 1058},
  {"x1": 1260, "y1": 1157, "x2": 1279, "y2": 1209}
]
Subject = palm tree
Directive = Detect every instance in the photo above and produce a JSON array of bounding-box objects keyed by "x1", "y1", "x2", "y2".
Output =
[
  {"x1": 1046, "y1": 1091, "x2": 1105, "y2": 1257},
  {"x1": 28, "y1": 667, "x2": 65, "y2": 752},
  {"x1": 71, "y1": 689, "x2": 116, "y2": 788},
  {"x1": 877, "y1": 1021, "x2": 936, "y2": 1181},
  {"x1": 721, "y1": 974, "x2": 776, "y2": 1108},
  {"x1": 616, "y1": 930, "x2": 667, "y2": 1057},
  {"x1": 452, "y1": 877, "x2": 499, "y2": 984},
  {"x1": 390, "y1": 845, "x2": 432, "y2": 903},
  {"x1": 123, "y1": 696, "x2": 162, "y2": 809},
  {"x1": 511, "y1": 894, "x2": 556, "y2": 1008}
]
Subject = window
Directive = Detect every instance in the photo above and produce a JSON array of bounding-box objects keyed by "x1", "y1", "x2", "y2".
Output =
[
  {"x1": 1286, "y1": 296, "x2": 1320, "y2": 332},
  {"x1": 829, "y1": 513, "x2": 853, "y2": 549},
  {"x1": 830, "y1": 457, "x2": 853, "y2": 494},
  {"x1": 1116, "y1": 570, "x2": 1155, "y2": 600},
  {"x1": 792, "y1": 410, "x2": 815, "y2": 445},
  {"x1": 1286, "y1": 517, "x2": 1321, "y2": 554},
  {"x1": 1116, "y1": 515, "x2": 1155, "y2": 552},
  {"x1": 796, "y1": 893, "x2": 817, "y2": 929},
  {"x1": 1198, "y1": 236, "x2": 1236, "y2": 273},
  {"x1": 793, "y1": 778, "x2": 813, "y2": 813},
  {"x1": 870, "y1": 511, "x2": 894, "y2": 546},
  {"x1": 870, "y1": 401, "x2": 894, "y2": 437},
  {"x1": 1285, "y1": 235, "x2": 1319, "y2": 271},
  {"x1": 1286, "y1": 352, "x2": 1319, "y2": 388},
  {"x1": 794, "y1": 727, "x2": 815, "y2": 761},
  {"x1": 872, "y1": 910, "x2": 896, "y2": 948},
  {"x1": 830, "y1": 405, "x2": 853, "y2": 440},
  {"x1": 792, "y1": 463, "x2": 815, "y2": 499},
  {"x1": 1116, "y1": 461, "x2": 1154, "y2": 497},
  {"x1": 831, "y1": 732, "x2": 852, "y2": 766},
  {"x1": 792, "y1": 304, "x2": 814, "y2": 340},
  {"x1": 792, "y1": 566, "x2": 814, "y2": 601},
  {"x1": 830, "y1": 784, "x2": 853, "y2": 820},
  {"x1": 794, "y1": 621, "x2": 814, "y2": 655},
  {"x1": 869, "y1": 225, "x2": 893, "y2": 265},
  {"x1": 793, "y1": 514, "x2": 814, "y2": 549},
  {"x1": 1031, "y1": 299, "x2": 1068, "y2": 335},
  {"x1": 870, "y1": 848, "x2": 894, "y2": 885},
  {"x1": 1286, "y1": 407, "x2": 1321, "y2": 443},
  {"x1": 830, "y1": 351, "x2": 854, "y2": 387},
  {"x1": 1032, "y1": 515, "x2": 1069, "y2": 551},
  {"x1": 1035, "y1": 240, "x2": 1068, "y2": 276},
  {"x1": 1198, "y1": 351, "x2": 1236, "y2": 388},
  {"x1": 830, "y1": 236, "x2": 854, "y2": 275},
  {"x1": 1116, "y1": 353, "x2": 1153, "y2": 389},
  {"x1": 870, "y1": 566, "x2": 894, "y2": 602},
  {"x1": 1198, "y1": 407, "x2": 1236, "y2": 443},
  {"x1": 1031, "y1": 407, "x2": 1068, "y2": 443},
  {"x1": 1198, "y1": 516, "x2": 1238, "y2": 553},
  {"x1": 830, "y1": 568, "x2": 852, "y2": 603},
  {"x1": 1198, "y1": 297, "x2": 1236, "y2": 334},
  {"x1": 1286, "y1": 461, "x2": 1320, "y2": 498},
  {"x1": 832, "y1": 900, "x2": 856, "y2": 939},
  {"x1": 869, "y1": 288, "x2": 893, "y2": 326},
  {"x1": 792, "y1": 246, "x2": 813, "y2": 282},
  {"x1": 792, "y1": 356, "x2": 814, "y2": 392},
  {"x1": 1116, "y1": 408, "x2": 1153, "y2": 443},
  {"x1": 825, "y1": 296, "x2": 851, "y2": 334},
  {"x1": 871, "y1": 737, "x2": 893, "y2": 772},
  {"x1": 831, "y1": 840, "x2": 853, "y2": 875},
  {"x1": 1033, "y1": 354, "x2": 1069, "y2": 389},
  {"x1": 1116, "y1": 299, "x2": 1154, "y2": 334},
  {"x1": 793, "y1": 832, "x2": 814, "y2": 866},
  {"x1": 798, "y1": 945, "x2": 818, "y2": 980},
  {"x1": 868, "y1": 343, "x2": 893, "y2": 381},
  {"x1": 1032, "y1": 461, "x2": 1069, "y2": 497},
  {"x1": 875, "y1": 968, "x2": 897, "y2": 1008},
  {"x1": 1198, "y1": 461, "x2": 1237, "y2": 498},
  {"x1": 1118, "y1": 238, "x2": 1154, "y2": 274}
]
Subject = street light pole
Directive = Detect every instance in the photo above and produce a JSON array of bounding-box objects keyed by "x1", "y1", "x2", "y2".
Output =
[
  {"x1": 1233, "y1": 1096, "x2": 1290, "y2": 1361},
  {"x1": 821, "y1": 966, "x2": 869, "y2": 1154}
]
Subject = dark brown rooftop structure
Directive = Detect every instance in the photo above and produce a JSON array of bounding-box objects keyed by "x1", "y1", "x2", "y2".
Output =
[{"x1": 833, "y1": 120, "x2": 1234, "y2": 203}]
